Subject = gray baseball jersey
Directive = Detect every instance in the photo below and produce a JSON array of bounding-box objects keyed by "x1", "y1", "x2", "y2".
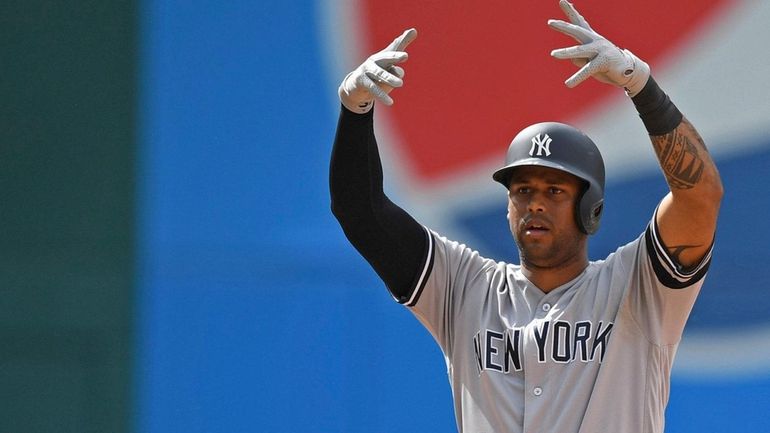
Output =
[{"x1": 396, "y1": 208, "x2": 712, "y2": 433}]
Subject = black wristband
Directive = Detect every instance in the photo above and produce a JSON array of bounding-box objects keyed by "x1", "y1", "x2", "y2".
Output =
[{"x1": 631, "y1": 76, "x2": 683, "y2": 136}]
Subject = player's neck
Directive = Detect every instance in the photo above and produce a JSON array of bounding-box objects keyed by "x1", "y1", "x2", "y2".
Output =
[{"x1": 521, "y1": 254, "x2": 589, "y2": 294}]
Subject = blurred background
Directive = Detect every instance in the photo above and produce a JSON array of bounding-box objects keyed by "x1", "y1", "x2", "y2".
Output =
[{"x1": 2, "y1": 0, "x2": 769, "y2": 432}]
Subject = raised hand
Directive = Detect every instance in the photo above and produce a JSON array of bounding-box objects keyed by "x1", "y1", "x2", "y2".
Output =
[
  {"x1": 548, "y1": 0, "x2": 649, "y2": 96},
  {"x1": 338, "y1": 28, "x2": 418, "y2": 113}
]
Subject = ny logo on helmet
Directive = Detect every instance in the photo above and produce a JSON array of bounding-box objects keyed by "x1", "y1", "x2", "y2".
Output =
[{"x1": 529, "y1": 133, "x2": 552, "y2": 157}]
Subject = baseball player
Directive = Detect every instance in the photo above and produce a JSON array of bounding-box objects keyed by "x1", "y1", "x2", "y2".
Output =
[{"x1": 329, "y1": 1, "x2": 723, "y2": 432}]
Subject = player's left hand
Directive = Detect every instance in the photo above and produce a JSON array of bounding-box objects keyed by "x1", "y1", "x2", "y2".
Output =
[{"x1": 548, "y1": 0, "x2": 650, "y2": 96}]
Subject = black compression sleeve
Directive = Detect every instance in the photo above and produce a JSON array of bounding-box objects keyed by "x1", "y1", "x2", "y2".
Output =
[{"x1": 329, "y1": 106, "x2": 430, "y2": 302}]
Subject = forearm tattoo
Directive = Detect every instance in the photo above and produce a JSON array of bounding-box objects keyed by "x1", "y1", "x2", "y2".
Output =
[{"x1": 651, "y1": 118, "x2": 706, "y2": 190}]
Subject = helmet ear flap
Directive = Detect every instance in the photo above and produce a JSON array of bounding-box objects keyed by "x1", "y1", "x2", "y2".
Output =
[
  {"x1": 592, "y1": 202, "x2": 604, "y2": 219},
  {"x1": 578, "y1": 192, "x2": 604, "y2": 234},
  {"x1": 574, "y1": 180, "x2": 591, "y2": 234},
  {"x1": 574, "y1": 176, "x2": 604, "y2": 235},
  {"x1": 586, "y1": 200, "x2": 604, "y2": 234}
]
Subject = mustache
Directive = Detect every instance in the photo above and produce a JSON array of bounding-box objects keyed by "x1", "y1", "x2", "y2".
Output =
[{"x1": 520, "y1": 214, "x2": 553, "y2": 230}]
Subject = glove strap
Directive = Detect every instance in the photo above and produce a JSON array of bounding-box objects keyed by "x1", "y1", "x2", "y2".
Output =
[
  {"x1": 631, "y1": 76, "x2": 683, "y2": 135},
  {"x1": 338, "y1": 72, "x2": 375, "y2": 114}
]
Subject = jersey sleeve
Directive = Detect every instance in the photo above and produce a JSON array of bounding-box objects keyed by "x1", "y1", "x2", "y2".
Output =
[
  {"x1": 645, "y1": 206, "x2": 713, "y2": 289},
  {"x1": 404, "y1": 229, "x2": 496, "y2": 356},
  {"x1": 620, "y1": 206, "x2": 714, "y2": 345}
]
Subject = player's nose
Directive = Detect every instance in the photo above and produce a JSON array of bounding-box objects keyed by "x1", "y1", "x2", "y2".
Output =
[{"x1": 527, "y1": 191, "x2": 547, "y2": 213}]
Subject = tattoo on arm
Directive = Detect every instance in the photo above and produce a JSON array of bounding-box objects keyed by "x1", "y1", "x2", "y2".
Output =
[{"x1": 651, "y1": 118, "x2": 707, "y2": 190}]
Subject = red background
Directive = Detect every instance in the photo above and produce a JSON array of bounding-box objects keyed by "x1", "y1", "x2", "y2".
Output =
[{"x1": 362, "y1": 0, "x2": 733, "y2": 183}]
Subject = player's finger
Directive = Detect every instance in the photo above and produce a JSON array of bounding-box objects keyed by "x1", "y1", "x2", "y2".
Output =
[
  {"x1": 564, "y1": 60, "x2": 600, "y2": 88},
  {"x1": 366, "y1": 66, "x2": 404, "y2": 88},
  {"x1": 385, "y1": 28, "x2": 418, "y2": 52},
  {"x1": 370, "y1": 54, "x2": 407, "y2": 85},
  {"x1": 570, "y1": 58, "x2": 588, "y2": 68},
  {"x1": 548, "y1": 19, "x2": 594, "y2": 44},
  {"x1": 559, "y1": 0, "x2": 594, "y2": 30},
  {"x1": 551, "y1": 44, "x2": 598, "y2": 60},
  {"x1": 387, "y1": 65, "x2": 405, "y2": 79},
  {"x1": 372, "y1": 51, "x2": 409, "y2": 68},
  {"x1": 360, "y1": 74, "x2": 394, "y2": 105}
]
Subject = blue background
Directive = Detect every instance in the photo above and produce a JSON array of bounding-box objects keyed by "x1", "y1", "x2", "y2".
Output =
[{"x1": 136, "y1": 1, "x2": 770, "y2": 432}]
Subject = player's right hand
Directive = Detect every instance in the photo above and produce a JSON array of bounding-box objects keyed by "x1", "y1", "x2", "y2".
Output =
[{"x1": 338, "y1": 28, "x2": 417, "y2": 114}]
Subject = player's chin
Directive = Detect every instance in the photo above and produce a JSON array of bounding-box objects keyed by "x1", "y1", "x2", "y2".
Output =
[
  {"x1": 518, "y1": 241, "x2": 553, "y2": 260},
  {"x1": 513, "y1": 231, "x2": 555, "y2": 260}
]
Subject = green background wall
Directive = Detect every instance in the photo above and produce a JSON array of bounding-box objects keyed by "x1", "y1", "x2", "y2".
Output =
[{"x1": 1, "y1": 1, "x2": 135, "y2": 432}]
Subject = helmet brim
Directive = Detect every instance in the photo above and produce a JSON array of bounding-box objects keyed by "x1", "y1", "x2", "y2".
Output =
[{"x1": 492, "y1": 158, "x2": 576, "y2": 188}]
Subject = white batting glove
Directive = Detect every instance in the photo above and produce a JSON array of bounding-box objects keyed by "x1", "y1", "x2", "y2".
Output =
[
  {"x1": 548, "y1": 0, "x2": 650, "y2": 97},
  {"x1": 339, "y1": 28, "x2": 417, "y2": 114}
]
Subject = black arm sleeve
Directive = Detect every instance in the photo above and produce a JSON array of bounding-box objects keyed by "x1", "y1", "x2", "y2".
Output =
[{"x1": 329, "y1": 106, "x2": 430, "y2": 302}]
